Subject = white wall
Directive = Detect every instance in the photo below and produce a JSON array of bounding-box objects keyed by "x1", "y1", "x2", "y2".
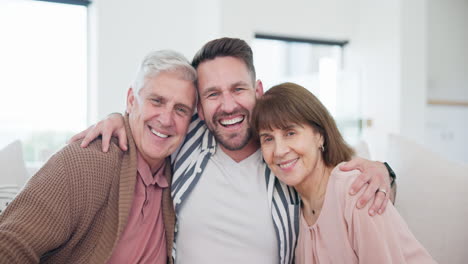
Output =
[
  {"x1": 89, "y1": 0, "x2": 221, "y2": 122},
  {"x1": 427, "y1": 0, "x2": 468, "y2": 102},
  {"x1": 352, "y1": 0, "x2": 401, "y2": 159},
  {"x1": 220, "y1": 0, "x2": 356, "y2": 42},
  {"x1": 424, "y1": 0, "x2": 468, "y2": 163},
  {"x1": 400, "y1": 0, "x2": 427, "y2": 144}
]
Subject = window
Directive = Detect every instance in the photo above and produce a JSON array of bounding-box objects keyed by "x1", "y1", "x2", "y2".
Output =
[
  {"x1": 0, "y1": 0, "x2": 88, "y2": 168},
  {"x1": 252, "y1": 34, "x2": 362, "y2": 143}
]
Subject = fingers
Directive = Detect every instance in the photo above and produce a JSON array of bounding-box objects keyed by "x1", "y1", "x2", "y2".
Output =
[
  {"x1": 68, "y1": 128, "x2": 90, "y2": 144},
  {"x1": 345, "y1": 158, "x2": 393, "y2": 216},
  {"x1": 67, "y1": 113, "x2": 127, "y2": 152},
  {"x1": 349, "y1": 171, "x2": 371, "y2": 195},
  {"x1": 80, "y1": 125, "x2": 101, "y2": 149},
  {"x1": 369, "y1": 190, "x2": 389, "y2": 216},
  {"x1": 340, "y1": 157, "x2": 364, "y2": 172},
  {"x1": 101, "y1": 129, "x2": 111, "y2": 153},
  {"x1": 356, "y1": 179, "x2": 379, "y2": 210},
  {"x1": 100, "y1": 123, "x2": 122, "y2": 152},
  {"x1": 115, "y1": 128, "x2": 128, "y2": 151},
  {"x1": 378, "y1": 194, "x2": 389, "y2": 215}
]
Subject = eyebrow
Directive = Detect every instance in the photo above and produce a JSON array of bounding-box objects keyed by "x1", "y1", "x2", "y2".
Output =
[
  {"x1": 258, "y1": 124, "x2": 300, "y2": 137},
  {"x1": 283, "y1": 124, "x2": 300, "y2": 130},
  {"x1": 259, "y1": 132, "x2": 271, "y2": 138},
  {"x1": 201, "y1": 86, "x2": 220, "y2": 97},
  {"x1": 149, "y1": 94, "x2": 166, "y2": 103},
  {"x1": 148, "y1": 93, "x2": 194, "y2": 112},
  {"x1": 230, "y1": 81, "x2": 250, "y2": 89},
  {"x1": 175, "y1": 102, "x2": 194, "y2": 112},
  {"x1": 202, "y1": 81, "x2": 252, "y2": 96}
]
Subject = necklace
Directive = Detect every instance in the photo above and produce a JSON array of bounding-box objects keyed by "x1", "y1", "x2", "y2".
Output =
[
  {"x1": 301, "y1": 198, "x2": 324, "y2": 218},
  {"x1": 299, "y1": 165, "x2": 331, "y2": 222}
]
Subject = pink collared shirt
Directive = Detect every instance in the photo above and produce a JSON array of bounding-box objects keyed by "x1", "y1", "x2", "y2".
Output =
[{"x1": 107, "y1": 153, "x2": 168, "y2": 264}]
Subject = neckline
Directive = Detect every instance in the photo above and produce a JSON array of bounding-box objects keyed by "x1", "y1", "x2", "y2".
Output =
[
  {"x1": 216, "y1": 146, "x2": 262, "y2": 165},
  {"x1": 300, "y1": 166, "x2": 338, "y2": 229}
]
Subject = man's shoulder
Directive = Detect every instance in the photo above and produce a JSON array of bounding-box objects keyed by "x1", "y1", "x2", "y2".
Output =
[
  {"x1": 173, "y1": 121, "x2": 212, "y2": 165},
  {"x1": 23, "y1": 138, "x2": 126, "y2": 199},
  {"x1": 56, "y1": 137, "x2": 125, "y2": 169}
]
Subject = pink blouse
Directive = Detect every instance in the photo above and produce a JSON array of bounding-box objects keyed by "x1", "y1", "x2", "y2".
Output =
[{"x1": 295, "y1": 165, "x2": 437, "y2": 264}]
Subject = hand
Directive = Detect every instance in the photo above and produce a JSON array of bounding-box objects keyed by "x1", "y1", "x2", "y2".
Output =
[
  {"x1": 340, "y1": 157, "x2": 391, "y2": 216},
  {"x1": 67, "y1": 113, "x2": 127, "y2": 152}
]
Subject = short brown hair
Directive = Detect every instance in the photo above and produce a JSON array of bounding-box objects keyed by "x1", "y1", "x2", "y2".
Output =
[
  {"x1": 191, "y1": 37, "x2": 256, "y2": 82},
  {"x1": 251, "y1": 82, "x2": 354, "y2": 166}
]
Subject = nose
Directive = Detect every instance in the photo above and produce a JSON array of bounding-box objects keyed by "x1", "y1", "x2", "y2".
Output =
[
  {"x1": 220, "y1": 92, "x2": 237, "y2": 113},
  {"x1": 158, "y1": 107, "x2": 174, "y2": 128},
  {"x1": 273, "y1": 137, "x2": 289, "y2": 158}
]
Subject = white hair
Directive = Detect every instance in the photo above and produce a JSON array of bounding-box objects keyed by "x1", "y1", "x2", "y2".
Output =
[{"x1": 132, "y1": 50, "x2": 197, "y2": 95}]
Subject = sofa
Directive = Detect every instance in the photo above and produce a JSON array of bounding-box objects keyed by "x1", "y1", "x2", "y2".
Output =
[{"x1": 0, "y1": 140, "x2": 29, "y2": 213}]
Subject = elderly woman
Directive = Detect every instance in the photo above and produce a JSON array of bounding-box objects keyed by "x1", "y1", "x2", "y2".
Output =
[{"x1": 251, "y1": 82, "x2": 436, "y2": 263}]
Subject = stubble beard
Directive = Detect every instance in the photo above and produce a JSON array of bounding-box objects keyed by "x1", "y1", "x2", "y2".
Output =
[
  {"x1": 207, "y1": 109, "x2": 252, "y2": 151},
  {"x1": 214, "y1": 126, "x2": 252, "y2": 151}
]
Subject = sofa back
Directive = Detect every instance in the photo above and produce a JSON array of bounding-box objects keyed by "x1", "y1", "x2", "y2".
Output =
[{"x1": 387, "y1": 134, "x2": 468, "y2": 263}]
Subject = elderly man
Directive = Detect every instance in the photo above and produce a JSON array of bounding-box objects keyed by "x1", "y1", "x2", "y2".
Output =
[{"x1": 0, "y1": 50, "x2": 197, "y2": 263}]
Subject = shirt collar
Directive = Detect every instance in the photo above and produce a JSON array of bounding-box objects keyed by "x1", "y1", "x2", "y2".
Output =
[
  {"x1": 200, "y1": 124, "x2": 217, "y2": 155},
  {"x1": 136, "y1": 151, "x2": 168, "y2": 188}
]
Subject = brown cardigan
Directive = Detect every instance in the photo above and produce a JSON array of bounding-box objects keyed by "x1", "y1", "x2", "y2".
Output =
[{"x1": 0, "y1": 116, "x2": 175, "y2": 263}]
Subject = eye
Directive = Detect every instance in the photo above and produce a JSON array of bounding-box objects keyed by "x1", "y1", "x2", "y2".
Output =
[
  {"x1": 207, "y1": 92, "x2": 218, "y2": 98},
  {"x1": 262, "y1": 136, "x2": 273, "y2": 143},
  {"x1": 152, "y1": 98, "x2": 161, "y2": 105},
  {"x1": 175, "y1": 106, "x2": 189, "y2": 116},
  {"x1": 234, "y1": 87, "x2": 245, "y2": 92},
  {"x1": 286, "y1": 131, "x2": 296, "y2": 137}
]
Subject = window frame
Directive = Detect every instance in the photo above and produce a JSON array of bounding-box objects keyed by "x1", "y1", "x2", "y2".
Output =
[
  {"x1": 255, "y1": 33, "x2": 349, "y2": 47},
  {"x1": 35, "y1": 0, "x2": 90, "y2": 7}
]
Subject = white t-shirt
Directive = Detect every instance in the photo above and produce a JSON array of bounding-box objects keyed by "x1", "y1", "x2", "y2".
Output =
[{"x1": 176, "y1": 148, "x2": 278, "y2": 263}]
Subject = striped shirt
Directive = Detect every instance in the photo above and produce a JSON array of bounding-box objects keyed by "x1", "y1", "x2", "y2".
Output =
[{"x1": 171, "y1": 113, "x2": 300, "y2": 264}]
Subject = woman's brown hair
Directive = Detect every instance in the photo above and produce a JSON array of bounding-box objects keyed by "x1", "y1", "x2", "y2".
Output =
[{"x1": 251, "y1": 82, "x2": 354, "y2": 167}]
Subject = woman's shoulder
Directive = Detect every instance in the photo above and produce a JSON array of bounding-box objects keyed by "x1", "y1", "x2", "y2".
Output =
[
  {"x1": 328, "y1": 163, "x2": 363, "y2": 216},
  {"x1": 330, "y1": 162, "x2": 361, "y2": 192}
]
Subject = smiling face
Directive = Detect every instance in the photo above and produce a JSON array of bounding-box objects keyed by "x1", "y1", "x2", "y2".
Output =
[
  {"x1": 196, "y1": 56, "x2": 263, "y2": 154},
  {"x1": 259, "y1": 123, "x2": 325, "y2": 187},
  {"x1": 127, "y1": 71, "x2": 196, "y2": 171}
]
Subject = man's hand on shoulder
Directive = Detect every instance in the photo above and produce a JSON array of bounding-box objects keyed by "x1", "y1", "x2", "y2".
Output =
[
  {"x1": 340, "y1": 157, "x2": 394, "y2": 216},
  {"x1": 68, "y1": 113, "x2": 127, "y2": 153}
]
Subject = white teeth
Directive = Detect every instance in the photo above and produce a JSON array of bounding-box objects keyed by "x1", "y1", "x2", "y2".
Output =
[
  {"x1": 150, "y1": 128, "x2": 169, "y2": 138},
  {"x1": 220, "y1": 116, "x2": 244, "y2": 126},
  {"x1": 279, "y1": 159, "x2": 297, "y2": 169}
]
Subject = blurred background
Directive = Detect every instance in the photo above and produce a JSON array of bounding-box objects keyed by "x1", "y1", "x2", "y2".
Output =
[{"x1": 0, "y1": 0, "x2": 467, "y2": 166}]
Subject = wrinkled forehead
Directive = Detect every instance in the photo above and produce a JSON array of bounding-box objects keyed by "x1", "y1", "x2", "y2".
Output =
[
  {"x1": 142, "y1": 74, "x2": 197, "y2": 109},
  {"x1": 195, "y1": 56, "x2": 255, "y2": 92}
]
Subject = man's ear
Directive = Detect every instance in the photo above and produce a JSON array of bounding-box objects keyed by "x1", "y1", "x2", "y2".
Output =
[
  {"x1": 255, "y1": 80, "x2": 264, "y2": 99},
  {"x1": 126, "y1": 87, "x2": 135, "y2": 113},
  {"x1": 197, "y1": 102, "x2": 205, "y2": 120}
]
